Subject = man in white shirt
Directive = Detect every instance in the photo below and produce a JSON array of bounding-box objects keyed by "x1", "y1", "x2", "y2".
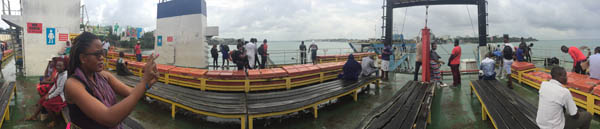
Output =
[
  {"x1": 499, "y1": 34, "x2": 516, "y2": 89},
  {"x1": 589, "y1": 47, "x2": 600, "y2": 80},
  {"x1": 414, "y1": 42, "x2": 422, "y2": 81},
  {"x1": 536, "y1": 66, "x2": 591, "y2": 129},
  {"x1": 361, "y1": 55, "x2": 378, "y2": 77},
  {"x1": 479, "y1": 53, "x2": 495, "y2": 80},
  {"x1": 245, "y1": 38, "x2": 258, "y2": 69},
  {"x1": 102, "y1": 40, "x2": 110, "y2": 56}
]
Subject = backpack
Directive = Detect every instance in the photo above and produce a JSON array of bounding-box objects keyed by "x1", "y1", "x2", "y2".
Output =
[
  {"x1": 257, "y1": 44, "x2": 265, "y2": 56},
  {"x1": 231, "y1": 50, "x2": 240, "y2": 63},
  {"x1": 503, "y1": 46, "x2": 513, "y2": 60}
]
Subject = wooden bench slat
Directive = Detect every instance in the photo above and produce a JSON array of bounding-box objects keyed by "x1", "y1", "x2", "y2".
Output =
[{"x1": 472, "y1": 80, "x2": 539, "y2": 129}]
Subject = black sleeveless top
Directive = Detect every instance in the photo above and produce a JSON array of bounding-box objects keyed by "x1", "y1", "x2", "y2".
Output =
[{"x1": 67, "y1": 76, "x2": 111, "y2": 129}]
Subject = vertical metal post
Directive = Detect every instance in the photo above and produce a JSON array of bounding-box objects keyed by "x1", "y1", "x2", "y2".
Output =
[
  {"x1": 384, "y1": 0, "x2": 393, "y2": 45},
  {"x1": 381, "y1": 0, "x2": 386, "y2": 39},
  {"x1": 477, "y1": 0, "x2": 487, "y2": 46},
  {"x1": 2, "y1": 0, "x2": 5, "y2": 15},
  {"x1": 6, "y1": 0, "x2": 9, "y2": 15},
  {"x1": 421, "y1": 27, "x2": 431, "y2": 82}
]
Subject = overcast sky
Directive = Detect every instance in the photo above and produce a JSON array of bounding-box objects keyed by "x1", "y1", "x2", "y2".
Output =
[{"x1": 2, "y1": 0, "x2": 598, "y2": 41}]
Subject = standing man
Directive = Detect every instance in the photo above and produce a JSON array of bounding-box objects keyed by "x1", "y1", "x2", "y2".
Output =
[
  {"x1": 232, "y1": 43, "x2": 248, "y2": 71},
  {"x1": 536, "y1": 66, "x2": 592, "y2": 129},
  {"x1": 516, "y1": 43, "x2": 526, "y2": 62},
  {"x1": 501, "y1": 34, "x2": 515, "y2": 89},
  {"x1": 258, "y1": 39, "x2": 269, "y2": 69},
  {"x1": 102, "y1": 40, "x2": 110, "y2": 56},
  {"x1": 527, "y1": 43, "x2": 534, "y2": 62},
  {"x1": 245, "y1": 38, "x2": 258, "y2": 69},
  {"x1": 561, "y1": 45, "x2": 587, "y2": 74},
  {"x1": 414, "y1": 41, "x2": 422, "y2": 81},
  {"x1": 521, "y1": 38, "x2": 532, "y2": 62},
  {"x1": 135, "y1": 41, "x2": 142, "y2": 62},
  {"x1": 220, "y1": 44, "x2": 230, "y2": 70},
  {"x1": 494, "y1": 44, "x2": 503, "y2": 74},
  {"x1": 589, "y1": 47, "x2": 600, "y2": 80},
  {"x1": 309, "y1": 41, "x2": 319, "y2": 64},
  {"x1": 448, "y1": 39, "x2": 461, "y2": 86},
  {"x1": 211, "y1": 44, "x2": 219, "y2": 69},
  {"x1": 299, "y1": 41, "x2": 307, "y2": 64},
  {"x1": 381, "y1": 43, "x2": 393, "y2": 81}
]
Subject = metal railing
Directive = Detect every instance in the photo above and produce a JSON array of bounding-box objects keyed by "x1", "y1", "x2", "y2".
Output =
[
  {"x1": 264, "y1": 48, "x2": 355, "y2": 65},
  {"x1": 1, "y1": 9, "x2": 20, "y2": 15}
]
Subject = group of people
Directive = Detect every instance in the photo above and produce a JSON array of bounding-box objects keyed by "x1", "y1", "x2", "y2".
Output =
[
  {"x1": 337, "y1": 53, "x2": 379, "y2": 81},
  {"x1": 559, "y1": 45, "x2": 600, "y2": 80},
  {"x1": 478, "y1": 34, "x2": 595, "y2": 129},
  {"x1": 483, "y1": 35, "x2": 532, "y2": 88},
  {"x1": 413, "y1": 39, "x2": 462, "y2": 87},
  {"x1": 222, "y1": 38, "x2": 270, "y2": 71},
  {"x1": 337, "y1": 43, "x2": 394, "y2": 81},
  {"x1": 25, "y1": 32, "x2": 162, "y2": 128},
  {"x1": 210, "y1": 43, "x2": 230, "y2": 69},
  {"x1": 27, "y1": 57, "x2": 68, "y2": 127},
  {"x1": 561, "y1": 45, "x2": 597, "y2": 75},
  {"x1": 298, "y1": 41, "x2": 319, "y2": 64},
  {"x1": 212, "y1": 40, "x2": 324, "y2": 71}
]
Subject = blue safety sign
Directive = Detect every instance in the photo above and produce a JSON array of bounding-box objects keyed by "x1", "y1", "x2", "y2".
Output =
[
  {"x1": 157, "y1": 36, "x2": 162, "y2": 46},
  {"x1": 46, "y1": 28, "x2": 55, "y2": 45}
]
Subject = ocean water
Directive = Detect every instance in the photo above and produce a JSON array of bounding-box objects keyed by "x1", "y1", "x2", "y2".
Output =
[{"x1": 198, "y1": 39, "x2": 600, "y2": 67}]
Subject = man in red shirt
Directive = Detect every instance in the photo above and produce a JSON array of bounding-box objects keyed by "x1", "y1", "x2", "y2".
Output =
[
  {"x1": 561, "y1": 45, "x2": 587, "y2": 74},
  {"x1": 448, "y1": 39, "x2": 461, "y2": 86},
  {"x1": 135, "y1": 41, "x2": 142, "y2": 62}
]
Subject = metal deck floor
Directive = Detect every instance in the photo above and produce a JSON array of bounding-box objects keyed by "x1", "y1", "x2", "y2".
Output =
[{"x1": 1, "y1": 56, "x2": 599, "y2": 129}]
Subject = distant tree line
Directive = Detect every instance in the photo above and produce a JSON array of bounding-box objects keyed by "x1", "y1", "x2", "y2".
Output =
[{"x1": 100, "y1": 31, "x2": 155, "y2": 50}]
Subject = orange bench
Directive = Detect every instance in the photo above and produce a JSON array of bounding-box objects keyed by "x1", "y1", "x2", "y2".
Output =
[
  {"x1": 156, "y1": 64, "x2": 176, "y2": 83},
  {"x1": 523, "y1": 71, "x2": 551, "y2": 84},
  {"x1": 511, "y1": 61, "x2": 535, "y2": 71},
  {"x1": 167, "y1": 67, "x2": 207, "y2": 88}
]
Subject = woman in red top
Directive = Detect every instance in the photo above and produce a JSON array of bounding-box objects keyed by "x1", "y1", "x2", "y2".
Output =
[{"x1": 448, "y1": 40, "x2": 461, "y2": 86}]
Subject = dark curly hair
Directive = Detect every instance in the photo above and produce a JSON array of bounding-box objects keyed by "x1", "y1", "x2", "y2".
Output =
[{"x1": 68, "y1": 32, "x2": 99, "y2": 76}]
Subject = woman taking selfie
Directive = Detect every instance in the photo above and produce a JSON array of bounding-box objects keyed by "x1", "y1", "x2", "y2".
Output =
[{"x1": 65, "y1": 32, "x2": 159, "y2": 128}]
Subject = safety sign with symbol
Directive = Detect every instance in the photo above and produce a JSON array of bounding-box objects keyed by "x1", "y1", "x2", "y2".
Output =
[{"x1": 46, "y1": 28, "x2": 56, "y2": 45}]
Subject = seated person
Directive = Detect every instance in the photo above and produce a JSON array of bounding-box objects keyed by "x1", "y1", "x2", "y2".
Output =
[
  {"x1": 27, "y1": 59, "x2": 68, "y2": 128},
  {"x1": 116, "y1": 52, "x2": 134, "y2": 76},
  {"x1": 589, "y1": 47, "x2": 600, "y2": 80},
  {"x1": 40, "y1": 60, "x2": 58, "y2": 85},
  {"x1": 536, "y1": 66, "x2": 592, "y2": 129},
  {"x1": 361, "y1": 55, "x2": 378, "y2": 77},
  {"x1": 479, "y1": 53, "x2": 496, "y2": 80},
  {"x1": 37, "y1": 58, "x2": 62, "y2": 100},
  {"x1": 338, "y1": 54, "x2": 362, "y2": 81}
]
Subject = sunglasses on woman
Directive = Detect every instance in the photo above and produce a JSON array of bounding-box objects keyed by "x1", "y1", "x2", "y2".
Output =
[{"x1": 83, "y1": 49, "x2": 105, "y2": 59}]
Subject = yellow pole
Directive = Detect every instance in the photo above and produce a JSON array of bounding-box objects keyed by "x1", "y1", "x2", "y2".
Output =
[
  {"x1": 171, "y1": 104, "x2": 176, "y2": 119},
  {"x1": 240, "y1": 116, "x2": 246, "y2": 129}
]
